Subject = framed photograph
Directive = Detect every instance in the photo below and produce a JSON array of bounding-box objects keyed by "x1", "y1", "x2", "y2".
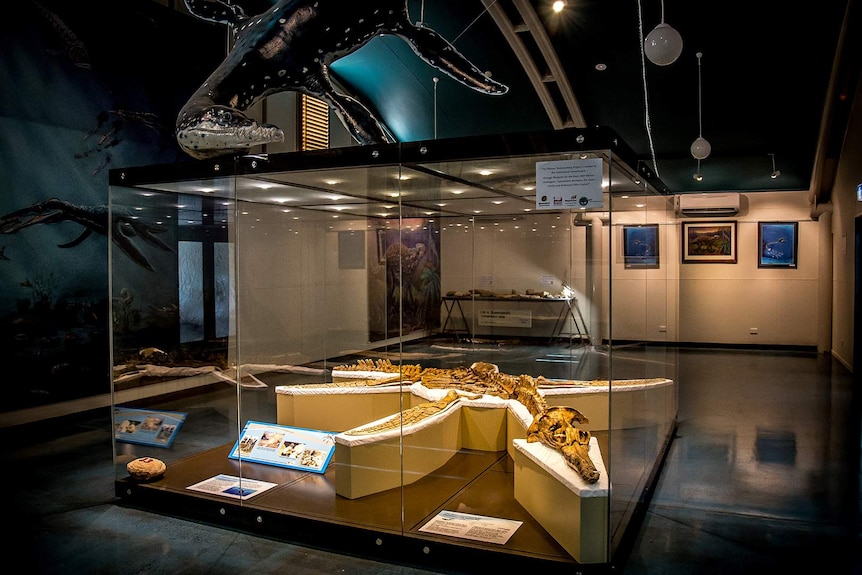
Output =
[
  {"x1": 682, "y1": 221, "x2": 737, "y2": 263},
  {"x1": 622, "y1": 224, "x2": 659, "y2": 268},
  {"x1": 758, "y1": 221, "x2": 798, "y2": 268}
]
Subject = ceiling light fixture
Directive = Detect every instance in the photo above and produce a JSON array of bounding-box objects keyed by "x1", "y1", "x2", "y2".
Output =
[
  {"x1": 644, "y1": 0, "x2": 683, "y2": 66},
  {"x1": 690, "y1": 52, "x2": 711, "y2": 160},
  {"x1": 769, "y1": 153, "x2": 780, "y2": 179},
  {"x1": 553, "y1": 1, "x2": 567, "y2": 13},
  {"x1": 693, "y1": 158, "x2": 703, "y2": 181}
]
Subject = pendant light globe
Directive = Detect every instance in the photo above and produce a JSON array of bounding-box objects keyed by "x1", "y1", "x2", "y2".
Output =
[
  {"x1": 644, "y1": 22, "x2": 683, "y2": 66},
  {"x1": 691, "y1": 136, "x2": 711, "y2": 160}
]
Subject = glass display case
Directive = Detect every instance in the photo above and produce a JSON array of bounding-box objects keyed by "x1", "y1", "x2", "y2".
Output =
[{"x1": 109, "y1": 127, "x2": 678, "y2": 570}]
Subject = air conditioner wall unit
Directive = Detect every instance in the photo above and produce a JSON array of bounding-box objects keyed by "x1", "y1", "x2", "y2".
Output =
[{"x1": 674, "y1": 193, "x2": 741, "y2": 216}]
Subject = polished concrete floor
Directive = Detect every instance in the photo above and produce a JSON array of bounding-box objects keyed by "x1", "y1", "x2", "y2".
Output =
[{"x1": 2, "y1": 346, "x2": 860, "y2": 574}]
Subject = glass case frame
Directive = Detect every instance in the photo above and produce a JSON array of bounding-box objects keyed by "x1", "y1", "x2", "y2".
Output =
[{"x1": 109, "y1": 127, "x2": 678, "y2": 571}]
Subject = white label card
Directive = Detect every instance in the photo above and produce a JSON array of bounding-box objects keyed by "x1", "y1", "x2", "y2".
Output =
[{"x1": 535, "y1": 158, "x2": 603, "y2": 210}]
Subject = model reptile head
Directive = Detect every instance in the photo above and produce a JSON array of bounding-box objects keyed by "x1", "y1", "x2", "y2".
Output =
[{"x1": 176, "y1": 0, "x2": 508, "y2": 159}]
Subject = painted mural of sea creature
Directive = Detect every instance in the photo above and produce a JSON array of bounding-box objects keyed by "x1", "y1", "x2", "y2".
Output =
[
  {"x1": 0, "y1": 198, "x2": 172, "y2": 271},
  {"x1": 30, "y1": 0, "x2": 91, "y2": 69},
  {"x1": 177, "y1": 0, "x2": 508, "y2": 159}
]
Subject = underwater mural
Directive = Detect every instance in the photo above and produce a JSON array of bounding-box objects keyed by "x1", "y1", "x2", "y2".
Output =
[{"x1": 0, "y1": 0, "x2": 224, "y2": 413}]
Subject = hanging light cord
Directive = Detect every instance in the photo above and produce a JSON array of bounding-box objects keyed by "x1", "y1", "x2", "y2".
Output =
[
  {"x1": 637, "y1": 0, "x2": 661, "y2": 177},
  {"x1": 453, "y1": 1, "x2": 498, "y2": 44},
  {"x1": 697, "y1": 52, "x2": 704, "y2": 138}
]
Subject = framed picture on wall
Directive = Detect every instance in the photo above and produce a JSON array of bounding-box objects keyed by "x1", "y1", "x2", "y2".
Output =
[
  {"x1": 622, "y1": 224, "x2": 659, "y2": 268},
  {"x1": 758, "y1": 221, "x2": 798, "y2": 268},
  {"x1": 682, "y1": 221, "x2": 737, "y2": 263}
]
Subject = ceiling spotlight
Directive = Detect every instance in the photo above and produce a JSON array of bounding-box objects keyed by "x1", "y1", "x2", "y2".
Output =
[
  {"x1": 693, "y1": 158, "x2": 703, "y2": 181},
  {"x1": 691, "y1": 52, "x2": 711, "y2": 160},
  {"x1": 553, "y1": 1, "x2": 567, "y2": 13},
  {"x1": 644, "y1": 1, "x2": 683, "y2": 66},
  {"x1": 769, "y1": 153, "x2": 781, "y2": 179}
]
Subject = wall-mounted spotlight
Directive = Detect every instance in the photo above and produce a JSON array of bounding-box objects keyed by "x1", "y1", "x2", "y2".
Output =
[{"x1": 769, "y1": 153, "x2": 780, "y2": 179}]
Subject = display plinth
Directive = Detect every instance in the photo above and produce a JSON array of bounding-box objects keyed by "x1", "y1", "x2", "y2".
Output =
[
  {"x1": 334, "y1": 402, "x2": 464, "y2": 499},
  {"x1": 276, "y1": 386, "x2": 409, "y2": 432},
  {"x1": 460, "y1": 405, "x2": 508, "y2": 451},
  {"x1": 513, "y1": 438, "x2": 609, "y2": 564}
]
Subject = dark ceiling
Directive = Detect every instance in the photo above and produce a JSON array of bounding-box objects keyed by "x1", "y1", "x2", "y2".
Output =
[
  {"x1": 329, "y1": 0, "x2": 860, "y2": 197},
  {"x1": 176, "y1": 0, "x2": 860, "y2": 198}
]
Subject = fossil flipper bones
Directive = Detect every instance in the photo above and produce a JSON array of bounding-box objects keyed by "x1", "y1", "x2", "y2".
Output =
[{"x1": 177, "y1": 0, "x2": 508, "y2": 158}]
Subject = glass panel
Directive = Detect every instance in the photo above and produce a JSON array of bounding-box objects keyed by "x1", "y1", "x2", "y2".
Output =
[
  {"x1": 607, "y1": 161, "x2": 679, "y2": 557},
  {"x1": 230, "y1": 157, "x2": 407, "y2": 530},
  {"x1": 110, "y1": 174, "x2": 239, "y2": 499},
  {"x1": 401, "y1": 141, "x2": 614, "y2": 564}
]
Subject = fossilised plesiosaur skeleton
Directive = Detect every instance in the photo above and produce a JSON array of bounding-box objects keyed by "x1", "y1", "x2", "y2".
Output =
[{"x1": 325, "y1": 361, "x2": 601, "y2": 484}]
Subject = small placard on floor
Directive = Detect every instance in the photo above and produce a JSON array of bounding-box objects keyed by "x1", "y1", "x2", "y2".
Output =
[
  {"x1": 419, "y1": 510, "x2": 522, "y2": 544},
  {"x1": 187, "y1": 474, "x2": 278, "y2": 500}
]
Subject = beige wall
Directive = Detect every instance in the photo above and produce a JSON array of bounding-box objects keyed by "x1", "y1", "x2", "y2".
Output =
[
  {"x1": 674, "y1": 192, "x2": 819, "y2": 347},
  {"x1": 829, "y1": 67, "x2": 862, "y2": 370},
  {"x1": 234, "y1": 206, "x2": 371, "y2": 365},
  {"x1": 442, "y1": 190, "x2": 822, "y2": 348}
]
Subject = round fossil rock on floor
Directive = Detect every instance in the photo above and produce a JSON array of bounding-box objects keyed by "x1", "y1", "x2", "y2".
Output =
[{"x1": 127, "y1": 457, "x2": 166, "y2": 480}]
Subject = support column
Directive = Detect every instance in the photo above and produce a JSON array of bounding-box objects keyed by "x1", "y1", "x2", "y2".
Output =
[{"x1": 816, "y1": 208, "x2": 834, "y2": 354}]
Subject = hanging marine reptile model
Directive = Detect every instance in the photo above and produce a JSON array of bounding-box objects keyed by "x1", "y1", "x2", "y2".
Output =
[{"x1": 176, "y1": 0, "x2": 509, "y2": 159}]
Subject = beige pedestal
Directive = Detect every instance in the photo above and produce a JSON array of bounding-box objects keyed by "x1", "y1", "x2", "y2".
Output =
[
  {"x1": 276, "y1": 379, "x2": 671, "y2": 562},
  {"x1": 275, "y1": 387, "x2": 408, "y2": 432},
  {"x1": 512, "y1": 438, "x2": 609, "y2": 564},
  {"x1": 460, "y1": 405, "x2": 507, "y2": 451},
  {"x1": 334, "y1": 403, "x2": 463, "y2": 499}
]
